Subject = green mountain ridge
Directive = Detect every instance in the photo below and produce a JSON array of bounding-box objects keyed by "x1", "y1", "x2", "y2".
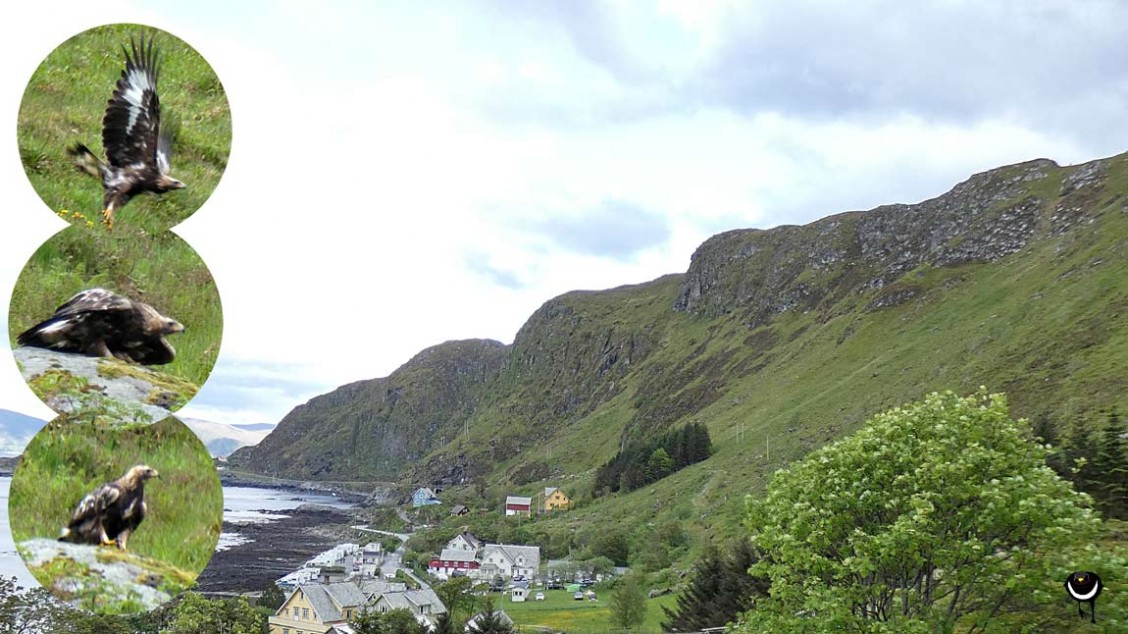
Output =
[{"x1": 230, "y1": 152, "x2": 1128, "y2": 523}]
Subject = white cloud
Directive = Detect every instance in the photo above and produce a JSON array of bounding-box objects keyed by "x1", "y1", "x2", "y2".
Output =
[{"x1": 0, "y1": 1, "x2": 1123, "y2": 425}]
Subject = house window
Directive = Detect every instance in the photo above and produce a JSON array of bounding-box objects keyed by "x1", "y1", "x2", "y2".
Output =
[
  {"x1": 293, "y1": 607, "x2": 300, "y2": 617},
  {"x1": 302, "y1": 607, "x2": 309, "y2": 620},
  {"x1": 283, "y1": 630, "x2": 290, "y2": 634}
]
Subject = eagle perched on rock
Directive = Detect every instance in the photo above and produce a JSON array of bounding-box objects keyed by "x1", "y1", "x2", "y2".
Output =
[
  {"x1": 58, "y1": 465, "x2": 159, "y2": 551},
  {"x1": 68, "y1": 35, "x2": 185, "y2": 229},
  {"x1": 17, "y1": 288, "x2": 184, "y2": 365}
]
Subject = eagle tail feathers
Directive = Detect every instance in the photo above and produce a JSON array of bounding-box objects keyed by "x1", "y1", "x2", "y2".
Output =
[{"x1": 67, "y1": 143, "x2": 106, "y2": 180}]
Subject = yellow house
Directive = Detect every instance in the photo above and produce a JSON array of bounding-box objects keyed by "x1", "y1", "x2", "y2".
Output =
[
  {"x1": 268, "y1": 582, "x2": 367, "y2": 634},
  {"x1": 543, "y1": 487, "x2": 571, "y2": 512}
]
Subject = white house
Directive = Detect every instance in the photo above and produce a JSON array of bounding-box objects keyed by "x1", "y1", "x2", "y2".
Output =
[
  {"x1": 446, "y1": 532, "x2": 482, "y2": 555},
  {"x1": 511, "y1": 586, "x2": 528, "y2": 602},
  {"x1": 477, "y1": 544, "x2": 540, "y2": 580}
]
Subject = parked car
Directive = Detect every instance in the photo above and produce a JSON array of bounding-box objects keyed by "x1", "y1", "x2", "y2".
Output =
[
  {"x1": 547, "y1": 579, "x2": 564, "y2": 589},
  {"x1": 535, "y1": 592, "x2": 545, "y2": 601},
  {"x1": 573, "y1": 591, "x2": 584, "y2": 601}
]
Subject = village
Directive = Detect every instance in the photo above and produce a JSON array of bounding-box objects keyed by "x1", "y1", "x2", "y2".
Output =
[{"x1": 265, "y1": 485, "x2": 615, "y2": 634}]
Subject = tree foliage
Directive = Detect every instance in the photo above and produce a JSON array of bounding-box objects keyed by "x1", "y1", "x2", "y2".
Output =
[
  {"x1": 739, "y1": 391, "x2": 1124, "y2": 634},
  {"x1": 352, "y1": 607, "x2": 427, "y2": 634},
  {"x1": 593, "y1": 422, "x2": 712, "y2": 495},
  {"x1": 1060, "y1": 409, "x2": 1128, "y2": 519},
  {"x1": 662, "y1": 538, "x2": 769, "y2": 632},
  {"x1": 258, "y1": 582, "x2": 287, "y2": 611},
  {"x1": 164, "y1": 592, "x2": 265, "y2": 634},
  {"x1": 466, "y1": 597, "x2": 515, "y2": 634},
  {"x1": 608, "y1": 572, "x2": 648, "y2": 630}
]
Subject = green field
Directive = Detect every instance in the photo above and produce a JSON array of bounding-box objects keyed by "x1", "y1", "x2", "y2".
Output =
[{"x1": 498, "y1": 588, "x2": 677, "y2": 634}]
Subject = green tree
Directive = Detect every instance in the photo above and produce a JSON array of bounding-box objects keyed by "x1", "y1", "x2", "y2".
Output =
[
  {"x1": 258, "y1": 582, "x2": 287, "y2": 611},
  {"x1": 645, "y1": 447, "x2": 674, "y2": 483},
  {"x1": 432, "y1": 610, "x2": 456, "y2": 634},
  {"x1": 1094, "y1": 410, "x2": 1128, "y2": 518},
  {"x1": 662, "y1": 539, "x2": 768, "y2": 632},
  {"x1": 434, "y1": 575, "x2": 476, "y2": 620},
  {"x1": 739, "y1": 391, "x2": 1119, "y2": 634},
  {"x1": 608, "y1": 572, "x2": 648, "y2": 631},
  {"x1": 352, "y1": 607, "x2": 427, "y2": 634},
  {"x1": 466, "y1": 597, "x2": 515, "y2": 634},
  {"x1": 591, "y1": 528, "x2": 631, "y2": 566},
  {"x1": 165, "y1": 592, "x2": 265, "y2": 634}
]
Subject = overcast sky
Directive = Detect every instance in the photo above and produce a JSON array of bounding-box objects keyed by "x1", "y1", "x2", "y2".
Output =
[{"x1": 1, "y1": 1, "x2": 1125, "y2": 425}]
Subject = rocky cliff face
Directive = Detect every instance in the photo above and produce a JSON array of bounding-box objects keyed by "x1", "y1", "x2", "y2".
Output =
[
  {"x1": 674, "y1": 159, "x2": 1066, "y2": 321},
  {"x1": 230, "y1": 339, "x2": 507, "y2": 479},
  {"x1": 234, "y1": 152, "x2": 1128, "y2": 489}
]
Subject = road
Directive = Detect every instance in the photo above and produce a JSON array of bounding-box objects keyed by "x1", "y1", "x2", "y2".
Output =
[{"x1": 353, "y1": 525, "x2": 425, "y2": 585}]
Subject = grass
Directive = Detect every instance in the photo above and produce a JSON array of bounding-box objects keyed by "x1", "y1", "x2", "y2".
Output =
[
  {"x1": 18, "y1": 23, "x2": 231, "y2": 232},
  {"x1": 500, "y1": 587, "x2": 677, "y2": 634},
  {"x1": 9, "y1": 416, "x2": 223, "y2": 588}
]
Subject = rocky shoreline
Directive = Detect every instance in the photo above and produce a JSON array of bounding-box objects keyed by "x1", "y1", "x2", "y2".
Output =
[{"x1": 195, "y1": 505, "x2": 358, "y2": 593}]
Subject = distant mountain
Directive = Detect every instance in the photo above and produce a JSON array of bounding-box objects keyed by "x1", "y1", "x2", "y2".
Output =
[
  {"x1": 181, "y1": 417, "x2": 273, "y2": 458},
  {"x1": 0, "y1": 409, "x2": 47, "y2": 457},
  {"x1": 230, "y1": 423, "x2": 276, "y2": 432}
]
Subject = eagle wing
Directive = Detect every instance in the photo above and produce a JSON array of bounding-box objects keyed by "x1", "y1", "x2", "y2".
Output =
[
  {"x1": 69, "y1": 483, "x2": 122, "y2": 525},
  {"x1": 102, "y1": 36, "x2": 162, "y2": 171},
  {"x1": 16, "y1": 288, "x2": 132, "y2": 347}
]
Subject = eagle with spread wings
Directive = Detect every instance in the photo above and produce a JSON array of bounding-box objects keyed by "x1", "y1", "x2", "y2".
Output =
[
  {"x1": 58, "y1": 465, "x2": 159, "y2": 551},
  {"x1": 16, "y1": 288, "x2": 185, "y2": 365},
  {"x1": 68, "y1": 35, "x2": 185, "y2": 229}
]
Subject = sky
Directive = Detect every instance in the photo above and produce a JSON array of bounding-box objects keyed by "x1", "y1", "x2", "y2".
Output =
[{"x1": 1, "y1": 0, "x2": 1126, "y2": 426}]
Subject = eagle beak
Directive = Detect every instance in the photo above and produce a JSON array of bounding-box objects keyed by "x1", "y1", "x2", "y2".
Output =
[{"x1": 172, "y1": 179, "x2": 187, "y2": 190}]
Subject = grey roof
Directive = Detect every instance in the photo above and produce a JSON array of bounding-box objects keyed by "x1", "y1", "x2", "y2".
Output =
[
  {"x1": 297, "y1": 582, "x2": 366, "y2": 623},
  {"x1": 544, "y1": 487, "x2": 557, "y2": 496},
  {"x1": 375, "y1": 588, "x2": 447, "y2": 614},
  {"x1": 482, "y1": 544, "x2": 541, "y2": 570},
  {"x1": 438, "y1": 548, "x2": 478, "y2": 562},
  {"x1": 325, "y1": 582, "x2": 367, "y2": 609},
  {"x1": 505, "y1": 495, "x2": 531, "y2": 506},
  {"x1": 357, "y1": 579, "x2": 407, "y2": 597}
]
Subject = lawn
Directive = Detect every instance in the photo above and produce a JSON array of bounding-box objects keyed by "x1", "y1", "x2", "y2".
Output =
[{"x1": 499, "y1": 587, "x2": 678, "y2": 634}]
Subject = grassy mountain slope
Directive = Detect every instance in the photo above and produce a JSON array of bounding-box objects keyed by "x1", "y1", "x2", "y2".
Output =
[{"x1": 231, "y1": 152, "x2": 1128, "y2": 538}]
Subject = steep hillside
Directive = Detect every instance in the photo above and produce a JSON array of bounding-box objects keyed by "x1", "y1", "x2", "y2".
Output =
[
  {"x1": 230, "y1": 339, "x2": 508, "y2": 479},
  {"x1": 231, "y1": 153, "x2": 1128, "y2": 519}
]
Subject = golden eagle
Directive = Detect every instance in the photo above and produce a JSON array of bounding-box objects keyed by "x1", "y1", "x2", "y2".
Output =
[
  {"x1": 17, "y1": 288, "x2": 185, "y2": 365},
  {"x1": 58, "y1": 465, "x2": 159, "y2": 551},
  {"x1": 68, "y1": 35, "x2": 185, "y2": 229}
]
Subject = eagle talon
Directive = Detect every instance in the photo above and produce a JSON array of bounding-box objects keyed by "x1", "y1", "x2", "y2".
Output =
[{"x1": 101, "y1": 208, "x2": 114, "y2": 230}]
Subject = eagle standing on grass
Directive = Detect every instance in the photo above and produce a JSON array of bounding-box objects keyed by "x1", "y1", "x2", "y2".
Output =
[
  {"x1": 58, "y1": 465, "x2": 159, "y2": 551},
  {"x1": 68, "y1": 35, "x2": 185, "y2": 229},
  {"x1": 17, "y1": 288, "x2": 185, "y2": 365}
]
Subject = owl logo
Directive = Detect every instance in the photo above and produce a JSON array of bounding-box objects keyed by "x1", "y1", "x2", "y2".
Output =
[{"x1": 1065, "y1": 571, "x2": 1103, "y2": 624}]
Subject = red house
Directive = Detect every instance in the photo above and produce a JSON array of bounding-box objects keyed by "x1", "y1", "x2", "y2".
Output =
[{"x1": 505, "y1": 495, "x2": 532, "y2": 516}]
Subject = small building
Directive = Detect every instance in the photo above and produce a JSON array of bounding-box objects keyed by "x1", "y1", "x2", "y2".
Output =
[
  {"x1": 412, "y1": 487, "x2": 441, "y2": 507},
  {"x1": 371, "y1": 587, "x2": 447, "y2": 630},
  {"x1": 450, "y1": 504, "x2": 470, "y2": 516},
  {"x1": 511, "y1": 586, "x2": 528, "y2": 602},
  {"x1": 543, "y1": 487, "x2": 571, "y2": 512},
  {"x1": 504, "y1": 495, "x2": 531, "y2": 516},
  {"x1": 268, "y1": 582, "x2": 367, "y2": 634},
  {"x1": 446, "y1": 532, "x2": 482, "y2": 555},
  {"x1": 428, "y1": 548, "x2": 481, "y2": 578}
]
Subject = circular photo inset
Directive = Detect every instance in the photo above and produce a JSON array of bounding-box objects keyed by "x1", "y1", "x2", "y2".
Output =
[
  {"x1": 9, "y1": 416, "x2": 222, "y2": 614},
  {"x1": 8, "y1": 226, "x2": 221, "y2": 423},
  {"x1": 18, "y1": 23, "x2": 231, "y2": 231}
]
